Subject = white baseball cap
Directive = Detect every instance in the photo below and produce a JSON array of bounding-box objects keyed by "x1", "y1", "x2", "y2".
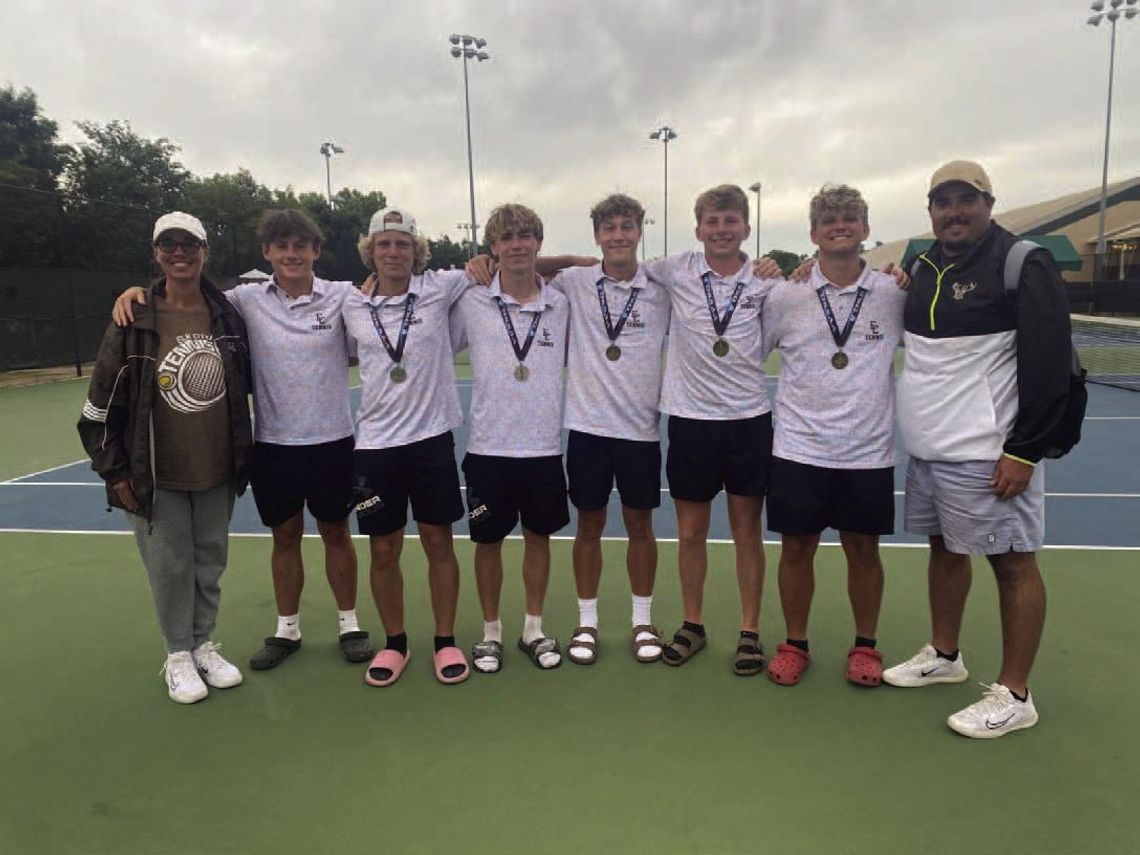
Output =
[
  {"x1": 153, "y1": 211, "x2": 208, "y2": 243},
  {"x1": 368, "y1": 207, "x2": 417, "y2": 237}
]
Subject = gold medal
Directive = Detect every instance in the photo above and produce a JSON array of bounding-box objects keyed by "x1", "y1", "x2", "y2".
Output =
[
  {"x1": 389, "y1": 364, "x2": 407, "y2": 383},
  {"x1": 514, "y1": 363, "x2": 529, "y2": 382},
  {"x1": 605, "y1": 344, "x2": 621, "y2": 361},
  {"x1": 713, "y1": 338, "x2": 730, "y2": 357},
  {"x1": 831, "y1": 351, "x2": 849, "y2": 369}
]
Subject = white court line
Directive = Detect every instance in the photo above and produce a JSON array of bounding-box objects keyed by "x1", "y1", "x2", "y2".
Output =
[
  {"x1": 4, "y1": 483, "x2": 1140, "y2": 499},
  {"x1": 1, "y1": 458, "x2": 89, "y2": 484},
  {"x1": 1085, "y1": 416, "x2": 1140, "y2": 420},
  {"x1": 1, "y1": 528, "x2": 1137, "y2": 551}
]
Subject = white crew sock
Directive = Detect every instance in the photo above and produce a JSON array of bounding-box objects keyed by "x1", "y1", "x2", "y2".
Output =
[
  {"x1": 338, "y1": 609, "x2": 360, "y2": 635},
  {"x1": 632, "y1": 594, "x2": 653, "y2": 627},
  {"x1": 522, "y1": 613, "x2": 545, "y2": 644},
  {"x1": 483, "y1": 619, "x2": 503, "y2": 644},
  {"x1": 577, "y1": 598, "x2": 599, "y2": 629},
  {"x1": 276, "y1": 614, "x2": 300, "y2": 641}
]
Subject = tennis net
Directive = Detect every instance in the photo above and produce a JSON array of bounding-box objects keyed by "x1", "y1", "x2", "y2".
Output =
[{"x1": 1072, "y1": 313, "x2": 1140, "y2": 392}]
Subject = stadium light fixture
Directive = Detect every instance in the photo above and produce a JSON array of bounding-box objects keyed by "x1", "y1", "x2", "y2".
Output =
[
  {"x1": 319, "y1": 142, "x2": 344, "y2": 208},
  {"x1": 1087, "y1": 0, "x2": 1136, "y2": 280},
  {"x1": 449, "y1": 34, "x2": 490, "y2": 257},
  {"x1": 649, "y1": 126, "x2": 677, "y2": 255}
]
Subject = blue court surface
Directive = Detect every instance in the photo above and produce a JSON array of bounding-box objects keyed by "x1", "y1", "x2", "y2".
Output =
[{"x1": 2, "y1": 378, "x2": 1137, "y2": 549}]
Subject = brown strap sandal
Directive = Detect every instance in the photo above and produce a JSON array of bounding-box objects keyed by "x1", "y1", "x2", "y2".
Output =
[
  {"x1": 733, "y1": 632, "x2": 767, "y2": 677},
  {"x1": 567, "y1": 626, "x2": 598, "y2": 665},
  {"x1": 630, "y1": 624, "x2": 663, "y2": 663},
  {"x1": 662, "y1": 626, "x2": 706, "y2": 667}
]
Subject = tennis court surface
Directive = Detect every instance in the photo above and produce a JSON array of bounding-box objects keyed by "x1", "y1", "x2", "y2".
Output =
[{"x1": 1, "y1": 374, "x2": 1138, "y2": 854}]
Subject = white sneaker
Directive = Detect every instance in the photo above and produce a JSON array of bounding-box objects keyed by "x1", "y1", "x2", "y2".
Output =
[
  {"x1": 882, "y1": 643, "x2": 968, "y2": 687},
  {"x1": 192, "y1": 641, "x2": 243, "y2": 689},
  {"x1": 162, "y1": 651, "x2": 208, "y2": 704},
  {"x1": 947, "y1": 683, "x2": 1039, "y2": 739}
]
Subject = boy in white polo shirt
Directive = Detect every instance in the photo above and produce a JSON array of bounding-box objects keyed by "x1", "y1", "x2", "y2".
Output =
[
  {"x1": 454, "y1": 204, "x2": 571, "y2": 673},
  {"x1": 762, "y1": 185, "x2": 905, "y2": 688},
  {"x1": 540, "y1": 194, "x2": 672, "y2": 665},
  {"x1": 113, "y1": 209, "x2": 371, "y2": 669},
  {"x1": 345, "y1": 207, "x2": 471, "y2": 686},
  {"x1": 642, "y1": 184, "x2": 782, "y2": 675}
]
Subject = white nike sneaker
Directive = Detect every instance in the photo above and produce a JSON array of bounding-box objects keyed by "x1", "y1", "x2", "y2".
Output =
[
  {"x1": 162, "y1": 651, "x2": 208, "y2": 704},
  {"x1": 192, "y1": 641, "x2": 244, "y2": 689},
  {"x1": 882, "y1": 643, "x2": 968, "y2": 687},
  {"x1": 947, "y1": 683, "x2": 1039, "y2": 739}
]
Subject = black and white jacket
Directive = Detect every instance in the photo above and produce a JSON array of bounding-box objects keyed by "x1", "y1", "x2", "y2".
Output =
[{"x1": 896, "y1": 223, "x2": 1071, "y2": 464}]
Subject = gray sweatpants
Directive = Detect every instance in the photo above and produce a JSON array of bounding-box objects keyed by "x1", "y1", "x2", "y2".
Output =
[{"x1": 130, "y1": 482, "x2": 236, "y2": 653}]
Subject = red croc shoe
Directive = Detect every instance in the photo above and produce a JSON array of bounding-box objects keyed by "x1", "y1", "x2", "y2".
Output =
[
  {"x1": 768, "y1": 643, "x2": 811, "y2": 686},
  {"x1": 846, "y1": 645, "x2": 883, "y2": 687}
]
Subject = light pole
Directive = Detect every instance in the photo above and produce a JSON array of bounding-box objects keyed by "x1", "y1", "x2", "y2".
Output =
[
  {"x1": 1087, "y1": 0, "x2": 1137, "y2": 280},
  {"x1": 449, "y1": 34, "x2": 490, "y2": 258},
  {"x1": 649, "y1": 126, "x2": 677, "y2": 255},
  {"x1": 748, "y1": 181, "x2": 762, "y2": 259},
  {"x1": 641, "y1": 217, "x2": 656, "y2": 261},
  {"x1": 319, "y1": 142, "x2": 344, "y2": 207},
  {"x1": 457, "y1": 222, "x2": 480, "y2": 254}
]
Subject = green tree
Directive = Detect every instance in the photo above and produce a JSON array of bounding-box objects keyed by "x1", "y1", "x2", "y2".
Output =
[
  {"x1": 0, "y1": 85, "x2": 71, "y2": 266},
  {"x1": 765, "y1": 248, "x2": 810, "y2": 276},
  {"x1": 62, "y1": 120, "x2": 190, "y2": 272},
  {"x1": 427, "y1": 235, "x2": 470, "y2": 271},
  {"x1": 182, "y1": 169, "x2": 275, "y2": 283}
]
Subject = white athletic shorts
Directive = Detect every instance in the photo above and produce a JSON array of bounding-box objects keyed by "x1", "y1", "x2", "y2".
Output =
[{"x1": 904, "y1": 458, "x2": 1045, "y2": 555}]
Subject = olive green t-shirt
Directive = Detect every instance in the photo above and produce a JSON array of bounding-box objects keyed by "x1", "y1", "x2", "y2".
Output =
[{"x1": 152, "y1": 298, "x2": 232, "y2": 491}]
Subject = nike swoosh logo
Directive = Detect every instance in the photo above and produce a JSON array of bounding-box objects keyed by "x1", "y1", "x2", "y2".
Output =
[
  {"x1": 920, "y1": 667, "x2": 941, "y2": 677},
  {"x1": 985, "y1": 714, "x2": 1015, "y2": 730}
]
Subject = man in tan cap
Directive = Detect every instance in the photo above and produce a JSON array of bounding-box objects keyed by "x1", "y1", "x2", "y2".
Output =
[{"x1": 883, "y1": 161, "x2": 1072, "y2": 738}]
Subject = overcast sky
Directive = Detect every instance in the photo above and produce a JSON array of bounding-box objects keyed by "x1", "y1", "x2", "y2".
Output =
[{"x1": 4, "y1": 0, "x2": 1139, "y2": 257}]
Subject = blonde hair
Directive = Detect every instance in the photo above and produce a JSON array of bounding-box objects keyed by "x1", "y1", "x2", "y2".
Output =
[
  {"x1": 484, "y1": 203, "x2": 544, "y2": 245},
  {"x1": 356, "y1": 231, "x2": 431, "y2": 275},
  {"x1": 693, "y1": 184, "x2": 749, "y2": 224},
  {"x1": 809, "y1": 184, "x2": 869, "y2": 230}
]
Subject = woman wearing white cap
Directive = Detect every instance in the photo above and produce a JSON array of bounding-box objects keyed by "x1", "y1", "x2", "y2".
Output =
[
  {"x1": 344, "y1": 207, "x2": 473, "y2": 686},
  {"x1": 78, "y1": 212, "x2": 254, "y2": 704}
]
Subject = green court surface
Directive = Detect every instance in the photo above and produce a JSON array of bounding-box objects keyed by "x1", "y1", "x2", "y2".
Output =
[
  {"x1": 2, "y1": 374, "x2": 1138, "y2": 854},
  {"x1": 1, "y1": 535, "x2": 1137, "y2": 855}
]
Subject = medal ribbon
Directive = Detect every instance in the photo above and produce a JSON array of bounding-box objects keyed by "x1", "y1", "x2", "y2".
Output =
[
  {"x1": 369, "y1": 293, "x2": 417, "y2": 364},
  {"x1": 815, "y1": 285, "x2": 867, "y2": 350},
  {"x1": 700, "y1": 272, "x2": 747, "y2": 338},
  {"x1": 596, "y1": 279, "x2": 641, "y2": 344},
  {"x1": 494, "y1": 296, "x2": 543, "y2": 363}
]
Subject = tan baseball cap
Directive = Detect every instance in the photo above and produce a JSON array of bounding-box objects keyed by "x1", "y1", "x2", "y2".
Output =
[{"x1": 928, "y1": 160, "x2": 993, "y2": 198}]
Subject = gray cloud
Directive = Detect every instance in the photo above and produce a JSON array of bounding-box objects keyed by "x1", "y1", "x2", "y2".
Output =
[{"x1": 3, "y1": 0, "x2": 1137, "y2": 256}]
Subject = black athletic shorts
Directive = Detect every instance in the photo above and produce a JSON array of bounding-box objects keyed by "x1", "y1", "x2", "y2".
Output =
[
  {"x1": 250, "y1": 435, "x2": 355, "y2": 528},
  {"x1": 566, "y1": 430, "x2": 661, "y2": 511},
  {"x1": 352, "y1": 431, "x2": 465, "y2": 537},
  {"x1": 766, "y1": 457, "x2": 895, "y2": 536},
  {"x1": 665, "y1": 413, "x2": 773, "y2": 502},
  {"x1": 461, "y1": 453, "x2": 570, "y2": 544}
]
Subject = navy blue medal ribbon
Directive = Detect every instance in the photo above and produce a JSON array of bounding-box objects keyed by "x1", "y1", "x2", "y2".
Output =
[
  {"x1": 816, "y1": 285, "x2": 867, "y2": 370},
  {"x1": 369, "y1": 292, "x2": 417, "y2": 382},
  {"x1": 597, "y1": 278, "x2": 640, "y2": 361}
]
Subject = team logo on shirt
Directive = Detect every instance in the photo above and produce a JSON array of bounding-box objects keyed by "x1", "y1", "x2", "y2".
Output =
[
  {"x1": 740, "y1": 294, "x2": 763, "y2": 311},
  {"x1": 537, "y1": 327, "x2": 555, "y2": 348},
  {"x1": 155, "y1": 333, "x2": 225, "y2": 415},
  {"x1": 951, "y1": 281, "x2": 977, "y2": 301},
  {"x1": 627, "y1": 309, "x2": 646, "y2": 329},
  {"x1": 865, "y1": 320, "x2": 884, "y2": 341},
  {"x1": 311, "y1": 311, "x2": 333, "y2": 331}
]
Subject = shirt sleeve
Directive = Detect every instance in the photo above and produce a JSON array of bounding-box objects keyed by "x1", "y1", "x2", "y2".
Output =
[{"x1": 1003, "y1": 251, "x2": 1072, "y2": 463}]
